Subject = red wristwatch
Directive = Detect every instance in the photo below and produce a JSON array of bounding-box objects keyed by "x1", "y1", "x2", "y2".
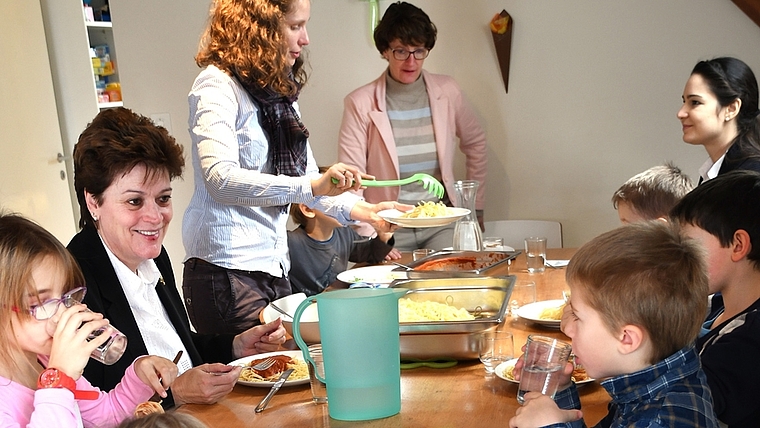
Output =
[{"x1": 38, "y1": 368, "x2": 99, "y2": 400}]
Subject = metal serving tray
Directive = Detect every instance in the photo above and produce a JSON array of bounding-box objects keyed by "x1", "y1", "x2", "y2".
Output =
[
  {"x1": 392, "y1": 276, "x2": 515, "y2": 359},
  {"x1": 398, "y1": 250, "x2": 520, "y2": 278}
]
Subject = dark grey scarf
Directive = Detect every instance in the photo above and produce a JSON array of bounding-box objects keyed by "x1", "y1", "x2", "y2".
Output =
[{"x1": 233, "y1": 71, "x2": 309, "y2": 177}]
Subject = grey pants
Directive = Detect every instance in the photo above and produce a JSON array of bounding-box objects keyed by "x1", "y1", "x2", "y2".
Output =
[{"x1": 182, "y1": 258, "x2": 291, "y2": 335}]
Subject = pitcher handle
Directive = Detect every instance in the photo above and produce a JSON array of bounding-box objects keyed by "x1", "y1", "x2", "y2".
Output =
[{"x1": 291, "y1": 297, "x2": 325, "y2": 383}]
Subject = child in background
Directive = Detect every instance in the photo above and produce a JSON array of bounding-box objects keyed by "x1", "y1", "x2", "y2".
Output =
[
  {"x1": 117, "y1": 412, "x2": 208, "y2": 428},
  {"x1": 670, "y1": 170, "x2": 760, "y2": 426},
  {"x1": 287, "y1": 202, "x2": 399, "y2": 296},
  {"x1": 611, "y1": 162, "x2": 693, "y2": 223},
  {"x1": 0, "y1": 213, "x2": 178, "y2": 428},
  {"x1": 510, "y1": 221, "x2": 716, "y2": 428}
]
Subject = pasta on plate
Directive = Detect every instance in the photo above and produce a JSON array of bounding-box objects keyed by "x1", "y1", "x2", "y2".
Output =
[
  {"x1": 238, "y1": 355, "x2": 309, "y2": 383},
  {"x1": 501, "y1": 361, "x2": 591, "y2": 383},
  {"x1": 401, "y1": 201, "x2": 449, "y2": 218},
  {"x1": 538, "y1": 303, "x2": 566, "y2": 321}
]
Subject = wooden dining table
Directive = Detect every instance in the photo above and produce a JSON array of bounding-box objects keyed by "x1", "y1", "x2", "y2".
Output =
[{"x1": 177, "y1": 248, "x2": 611, "y2": 427}]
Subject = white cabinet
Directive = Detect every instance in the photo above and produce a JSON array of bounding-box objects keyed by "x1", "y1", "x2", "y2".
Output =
[
  {"x1": 39, "y1": 0, "x2": 124, "y2": 214},
  {"x1": 86, "y1": 14, "x2": 123, "y2": 109}
]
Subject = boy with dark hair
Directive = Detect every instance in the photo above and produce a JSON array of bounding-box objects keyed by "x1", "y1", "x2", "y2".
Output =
[
  {"x1": 510, "y1": 221, "x2": 716, "y2": 427},
  {"x1": 670, "y1": 170, "x2": 760, "y2": 427},
  {"x1": 612, "y1": 162, "x2": 693, "y2": 223}
]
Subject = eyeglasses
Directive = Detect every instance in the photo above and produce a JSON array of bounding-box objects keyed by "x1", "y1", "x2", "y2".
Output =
[
  {"x1": 390, "y1": 48, "x2": 430, "y2": 61},
  {"x1": 20, "y1": 287, "x2": 87, "y2": 320}
]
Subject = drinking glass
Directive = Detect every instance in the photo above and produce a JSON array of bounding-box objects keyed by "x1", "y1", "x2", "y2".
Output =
[
  {"x1": 45, "y1": 301, "x2": 127, "y2": 365},
  {"x1": 413, "y1": 249, "x2": 435, "y2": 261},
  {"x1": 517, "y1": 335, "x2": 572, "y2": 404},
  {"x1": 308, "y1": 344, "x2": 328, "y2": 404},
  {"x1": 509, "y1": 280, "x2": 537, "y2": 318},
  {"x1": 479, "y1": 331, "x2": 514, "y2": 374},
  {"x1": 482, "y1": 237, "x2": 504, "y2": 251},
  {"x1": 524, "y1": 237, "x2": 547, "y2": 273}
]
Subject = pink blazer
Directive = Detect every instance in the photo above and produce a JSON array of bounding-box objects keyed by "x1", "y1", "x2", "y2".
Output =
[{"x1": 338, "y1": 70, "x2": 488, "y2": 220}]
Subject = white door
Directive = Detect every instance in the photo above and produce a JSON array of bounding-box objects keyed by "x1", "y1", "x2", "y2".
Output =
[{"x1": 0, "y1": 0, "x2": 77, "y2": 242}]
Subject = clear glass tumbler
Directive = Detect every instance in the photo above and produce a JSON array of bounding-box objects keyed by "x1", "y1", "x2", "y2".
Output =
[
  {"x1": 46, "y1": 305, "x2": 127, "y2": 366},
  {"x1": 308, "y1": 344, "x2": 328, "y2": 404}
]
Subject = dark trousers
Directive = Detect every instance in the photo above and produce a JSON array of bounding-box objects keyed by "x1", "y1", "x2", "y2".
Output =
[{"x1": 182, "y1": 258, "x2": 291, "y2": 335}]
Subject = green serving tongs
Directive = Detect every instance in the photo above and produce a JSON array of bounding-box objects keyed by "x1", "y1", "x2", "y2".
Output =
[{"x1": 331, "y1": 173, "x2": 445, "y2": 199}]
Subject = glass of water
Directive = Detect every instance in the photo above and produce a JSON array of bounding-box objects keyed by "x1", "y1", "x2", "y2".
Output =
[{"x1": 479, "y1": 331, "x2": 514, "y2": 374}]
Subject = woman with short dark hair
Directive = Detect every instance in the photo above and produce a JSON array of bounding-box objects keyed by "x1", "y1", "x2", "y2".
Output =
[
  {"x1": 338, "y1": 1, "x2": 488, "y2": 251},
  {"x1": 68, "y1": 107, "x2": 287, "y2": 409}
]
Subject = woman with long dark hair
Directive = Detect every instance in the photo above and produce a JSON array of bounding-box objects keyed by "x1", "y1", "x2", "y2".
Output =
[{"x1": 678, "y1": 57, "x2": 760, "y2": 183}]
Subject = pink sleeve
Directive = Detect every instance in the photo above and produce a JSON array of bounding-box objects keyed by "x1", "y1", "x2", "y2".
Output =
[
  {"x1": 338, "y1": 92, "x2": 371, "y2": 187},
  {"x1": 451, "y1": 86, "x2": 488, "y2": 210},
  {"x1": 26, "y1": 389, "x2": 79, "y2": 427},
  {"x1": 0, "y1": 383, "x2": 82, "y2": 427},
  {"x1": 77, "y1": 359, "x2": 154, "y2": 428}
]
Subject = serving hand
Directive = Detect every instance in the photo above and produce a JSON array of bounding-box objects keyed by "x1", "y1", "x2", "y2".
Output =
[
  {"x1": 350, "y1": 201, "x2": 414, "y2": 234},
  {"x1": 312, "y1": 163, "x2": 370, "y2": 196}
]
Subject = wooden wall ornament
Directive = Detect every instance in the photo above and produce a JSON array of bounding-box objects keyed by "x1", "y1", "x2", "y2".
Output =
[{"x1": 490, "y1": 10, "x2": 513, "y2": 94}]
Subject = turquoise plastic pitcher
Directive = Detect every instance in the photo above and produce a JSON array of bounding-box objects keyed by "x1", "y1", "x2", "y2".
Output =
[{"x1": 292, "y1": 288, "x2": 406, "y2": 421}]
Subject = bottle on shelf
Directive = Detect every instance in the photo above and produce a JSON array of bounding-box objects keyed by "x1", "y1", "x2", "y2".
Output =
[
  {"x1": 105, "y1": 83, "x2": 121, "y2": 102},
  {"x1": 83, "y1": 0, "x2": 94, "y2": 22}
]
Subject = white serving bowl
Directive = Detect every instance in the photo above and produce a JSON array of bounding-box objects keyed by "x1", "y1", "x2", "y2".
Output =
[{"x1": 261, "y1": 292, "x2": 321, "y2": 344}]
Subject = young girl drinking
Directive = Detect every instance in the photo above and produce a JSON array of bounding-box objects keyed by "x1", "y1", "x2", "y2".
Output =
[{"x1": 0, "y1": 214, "x2": 179, "y2": 427}]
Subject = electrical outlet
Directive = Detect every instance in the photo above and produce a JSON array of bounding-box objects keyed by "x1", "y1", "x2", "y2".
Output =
[{"x1": 150, "y1": 113, "x2": 172, "y2": 133}]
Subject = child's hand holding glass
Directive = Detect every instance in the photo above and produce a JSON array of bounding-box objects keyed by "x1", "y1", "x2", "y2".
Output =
[{"x1": 46, "y1": 302, "x2": 113, "y2": 379}]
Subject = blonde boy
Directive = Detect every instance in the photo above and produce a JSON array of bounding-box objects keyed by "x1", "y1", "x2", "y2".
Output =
[
  {"x1": 510, "y1": 222, "x2": 716, "y2": 427},
  {"x1": 612, "y1": 162, "x2": 693, "y2": 223}
]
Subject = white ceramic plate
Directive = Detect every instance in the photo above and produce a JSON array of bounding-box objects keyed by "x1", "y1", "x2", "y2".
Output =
[
  {"x1": 515, "y1": 299, "x2": 565, "y2": 329},
  {"x1": 336, "y1": 264, "x2": 407, "y2": 285},
  {"x1": 378, "y1": 208, "x2": 470, "y2": 228},
  {"x1": 232, "y1": 350, "x2": 309, "y2": 387},
  {"x1": 494, "y1": 358, "x2": 594, "y2": 385}
]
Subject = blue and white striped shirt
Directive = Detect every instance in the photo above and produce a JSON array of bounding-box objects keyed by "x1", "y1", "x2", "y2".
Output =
[{"x1": 183, "y1": 65, "x2": 360, "y2": 277}]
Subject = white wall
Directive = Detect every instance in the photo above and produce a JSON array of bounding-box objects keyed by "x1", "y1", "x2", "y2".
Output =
[{"x1": 109, "y1": 0, "x2": 760, "y2": 274}]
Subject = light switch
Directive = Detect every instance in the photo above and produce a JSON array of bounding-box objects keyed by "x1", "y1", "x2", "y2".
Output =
[{"x1": 150, "y1": 113, "x2": 172, "y2": 133}]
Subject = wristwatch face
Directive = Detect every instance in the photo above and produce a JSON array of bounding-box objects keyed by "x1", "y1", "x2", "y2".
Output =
[
  {"x1": 38, "y1": 368, "x2": 61, "y2": 388},
  {"x1": 38, "y1": 368, "x2": 74, "y2": 391}
]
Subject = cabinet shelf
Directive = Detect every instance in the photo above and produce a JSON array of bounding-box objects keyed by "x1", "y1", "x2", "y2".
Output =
[
  {"x1": 98, "y1": 101, "x2": 123, "y2": 109},
  {"x1": 85, "y1": 20, "x2": 112, "y2": 28}
]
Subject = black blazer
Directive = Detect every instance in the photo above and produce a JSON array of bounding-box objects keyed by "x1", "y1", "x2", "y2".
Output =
[
  {"x1": 67, "y1": 226, "x2": 235, "y2": 408},
  {"x1": 718, "y1": 142, "x2": 760, "y2": 176}
]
